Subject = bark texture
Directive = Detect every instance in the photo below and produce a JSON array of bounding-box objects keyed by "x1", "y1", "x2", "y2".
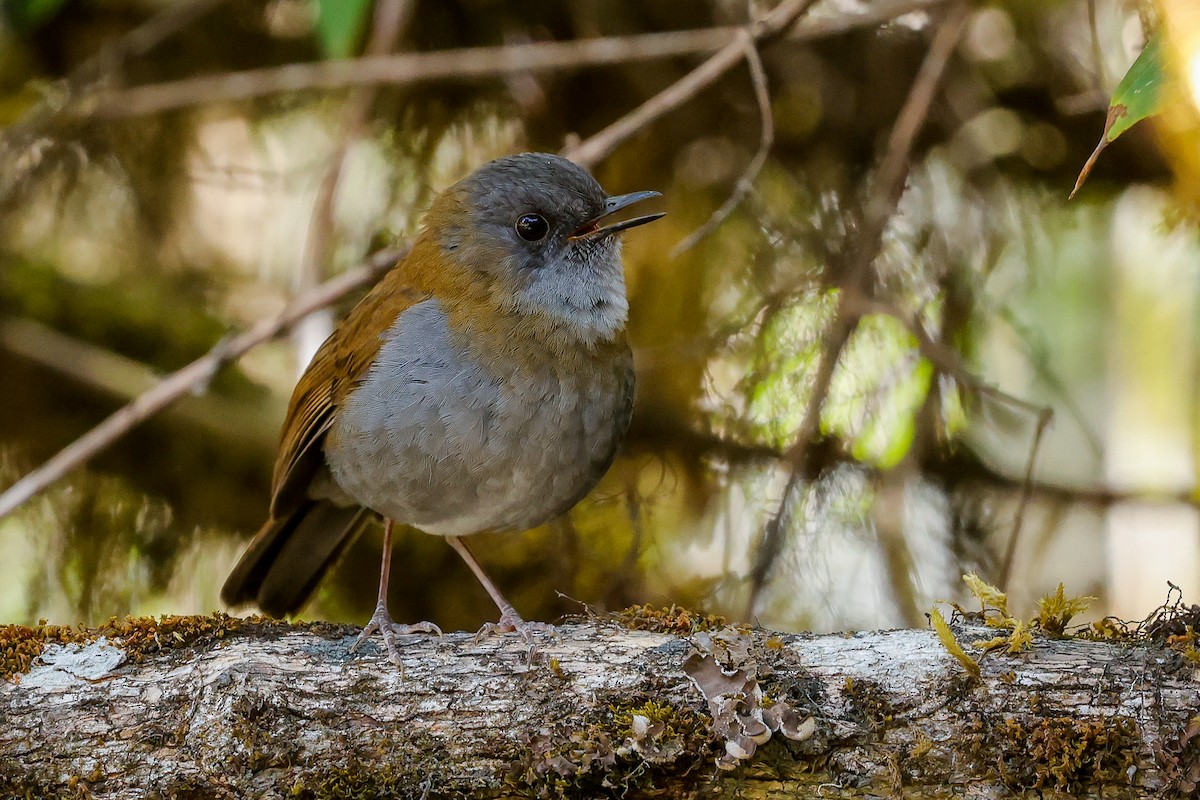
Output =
[{"x1": 1, "y1": 616, "x2": 1198, "y2": 798}]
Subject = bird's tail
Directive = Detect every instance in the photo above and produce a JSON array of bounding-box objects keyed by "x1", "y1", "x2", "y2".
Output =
[{"x1": 221, "y1": 501, "x2": 369, "y2": 617}]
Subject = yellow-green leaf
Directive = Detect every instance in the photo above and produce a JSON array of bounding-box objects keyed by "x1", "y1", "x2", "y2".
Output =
[
  {"x1": 1072, "y1": 34, "x2": 1165, "y2": 198},
  {"x1": 931, "y1": 608, "x2": 980, "y2": 679}
]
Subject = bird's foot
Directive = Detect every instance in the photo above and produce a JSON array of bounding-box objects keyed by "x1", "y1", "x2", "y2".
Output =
[
  {"x1": 474, "y1": 605, "x2": 557, "y2": 645},
  {"x1": 351, "y1": 601, "x2": 441, "y2": 666}
]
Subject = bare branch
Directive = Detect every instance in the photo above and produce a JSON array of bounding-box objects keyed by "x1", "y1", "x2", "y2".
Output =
[
  {"x1": 746, "y1": 2, "x2": 972, "y2": 618},
  {"x1": 1001, "y1": 407, "x2": 1053, "y2": 589},
  {"x1": 565, "y1": 0, "x2": 816, "y2": 168},
  {"x1": 70, "y1": 0, "x2": 946, "y2": 122},
  {"x1": 669, "y1": 36, "x2": 773, "y2": 258},
  {"x1": 0, "y1": 249, "x2": 404, "y2": 521}
]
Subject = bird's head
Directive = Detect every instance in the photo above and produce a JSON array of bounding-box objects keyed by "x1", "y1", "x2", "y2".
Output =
[{"x1": 421, "y1": 152, "x2": 663, "y2": 346}]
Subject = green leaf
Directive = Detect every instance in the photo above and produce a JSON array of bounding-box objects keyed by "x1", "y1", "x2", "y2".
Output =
[
  {"x1": 1072, "y1": 33, "x2": 1166, "y2": 198},
  {"x1": 313, "y1": 0, "x2": 373, "y2": 59},
  {"x1": 3, "y1": 0, "x2": 70, "y2": 32},
  {"x1": 1106, "y1": 33, "x2": 1165, "y2": 143}
]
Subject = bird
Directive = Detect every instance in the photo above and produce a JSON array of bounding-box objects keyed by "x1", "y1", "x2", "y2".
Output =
[{"x1": 221, "y1": 152, "x2": 664, "y2": 664}]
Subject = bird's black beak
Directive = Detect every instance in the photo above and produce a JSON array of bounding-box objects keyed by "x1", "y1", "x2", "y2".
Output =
[{"x1": 571, "y1": 190, "x2": 665, "y2": 240}]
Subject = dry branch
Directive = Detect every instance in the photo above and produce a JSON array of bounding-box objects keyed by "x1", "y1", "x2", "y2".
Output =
[
  {"x1": 669, "y1": 37, "x2": 774, "y2": 258},
  {"x1": 747, "y1": 2, "x2": 973, "y2": 615},
  {"x1": 564, "y1": 0, "x2": 815, "y2": 168},
  {"x1": 0, "y1": 248, "x2": 404, "y2": 520},
  {"x1": 1, "y1": 619, "x2": 1196, "y2": 798},
  {"x1": 72, "y1": 0, "x2": 945, "y2": 121}
]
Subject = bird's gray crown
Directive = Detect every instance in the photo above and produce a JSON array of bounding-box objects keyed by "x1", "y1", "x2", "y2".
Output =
[
  {"x1": 456, "y1": 152, "x2": 607, "y2": 235},
  {"x1": 434, "y1": 153, "x2": 633, "y2": 347}
]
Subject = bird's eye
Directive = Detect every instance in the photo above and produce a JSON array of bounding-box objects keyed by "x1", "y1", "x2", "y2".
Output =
[{"x1": 515, "y1": 213, "x2": 549, "y2": 242}]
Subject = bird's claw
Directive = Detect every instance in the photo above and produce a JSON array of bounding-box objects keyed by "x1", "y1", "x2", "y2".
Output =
[
  {"x1": 473, "y1": 607, "x2": 557, "y2": 645},
  {"x1": 351, "y1": 601, "x2": 441, "y2": 666}
]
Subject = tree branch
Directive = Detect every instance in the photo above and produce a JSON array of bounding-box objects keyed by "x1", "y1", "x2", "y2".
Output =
[
  {"x1": 746, "y1": 2, "x2": 972, "y2": 616},
  {"x1": 0, "y1": 248, "x2": 404, "y2": 520},
  {"x1": 69, "y1": 0, "x2": 945, "y2": 121},
  {"x1": 0, "y1": 618, "x2": 1194, "y2": 797}
]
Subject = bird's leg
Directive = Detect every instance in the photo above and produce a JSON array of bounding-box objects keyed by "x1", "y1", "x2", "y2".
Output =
[
  {"x1": 446, "y1": 535, "x2": 556, "y2": 643},
  {"x1": 351, "y1": 518, "x2": 441, "y2": 665}
]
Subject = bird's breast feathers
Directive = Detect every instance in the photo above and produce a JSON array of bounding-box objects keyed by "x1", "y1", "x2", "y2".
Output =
[{"x1": 325, "y1": 298, "x2": 633, "y2": 534}]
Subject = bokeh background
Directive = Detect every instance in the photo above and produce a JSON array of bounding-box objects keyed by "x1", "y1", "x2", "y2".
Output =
[{"x1": 1, "y1": 0, "x2": 1196, "y2": 635}]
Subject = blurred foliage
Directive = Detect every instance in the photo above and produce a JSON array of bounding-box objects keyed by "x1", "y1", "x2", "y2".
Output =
[
  {"x1": 0, "y1": 0, "x2": 69, "y2": 34},
  {"x1": 0, "y1": 0, "x2": 1195, "y2": 636},
  {"x1": 312, "y1": 0, "x2": 372, "y2": 58}
]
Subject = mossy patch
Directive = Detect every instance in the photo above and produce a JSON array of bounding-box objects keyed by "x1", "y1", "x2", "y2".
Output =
[
  {"x1": 842, "y1": 676, "x2": 894, "y2": 731},
  {"x1": 511, "y1": 696, "x2": 715, "y2": 798},
  {"x1": 0, "y1": 622, "x2": 87, "y2": 681},
  {"x1": 0, "y1": 764, "x2": 72, "y2": 800},
  {"x1": 961, "y1": 714, "x2": 1139, "y2": 793},
  {"x1": 286, "y1": 736, "x2": 468, "y2": 800},
  {"x1": 613, "y1": 604, "x2": 728, "y2": 635},
  {"x1": 0, "y1": 612, "x2": 335, "y2": 680}
]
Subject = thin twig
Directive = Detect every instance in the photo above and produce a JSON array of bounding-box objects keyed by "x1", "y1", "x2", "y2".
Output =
[
  {"x1": 0, "y1": 248, "x2": 404, "y2": 521},
  {"x1": 847, "y1": 295, "x2": 1051, "y2": 418},
  {"x1": 670, "y1": 36, "x2": 773, "y2": 258},
  {"x1": 999, "y1": 407, "x2": 1052, "y2": 589},
  {"x1": 745, "y1": 2, "x2": 972, "y2": 618},
  {"x1": 1087, "y1": 0, "x2": 1108, "y2": 90},
  {"x1": 565, "y1": 0, "x2": 816, "y2": 168},
  {"x1": 72, "y1": 29, "x2": 760, "y2": 119},
  {"x1": 71, "y1": 0, "x2": 945, "y2": 122},
  {"x1": 0, "y1": 0, "x2": 232, "y2": 203},
  {"x1": 294, "y1": 0, "x2": 414, "y2": 369}
]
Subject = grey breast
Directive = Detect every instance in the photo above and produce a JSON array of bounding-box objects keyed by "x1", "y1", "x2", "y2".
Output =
[{"x1": 325, "y1": 299, "x2": 633, "y2": 536}]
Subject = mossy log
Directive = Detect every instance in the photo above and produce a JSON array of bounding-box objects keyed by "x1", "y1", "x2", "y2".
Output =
[{"x1": 1, "y1": 615, "x2": 1198, "y2": 798}]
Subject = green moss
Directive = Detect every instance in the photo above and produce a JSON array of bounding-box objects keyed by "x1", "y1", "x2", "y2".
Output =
[
  {"x1": 292, "y1": 761, "x2": 429, "y2": 800},
  {"x1": 961, "y1": 714, "x2": 1139, "y2": 792},
  {"x1": 0, "y1": 762, "x2": 87, "y2": 800},
  {"x1": 613, "y1": 604, "x2": 728, "y2": 635},
  {"x1": 510, "y1": 696, "x2": 715, "y2": 798},
  {"x1": 287, "y1": 730, "x2": 473, "y2": 800}
]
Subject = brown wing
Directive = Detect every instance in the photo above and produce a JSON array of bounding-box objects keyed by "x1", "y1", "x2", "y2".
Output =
[
  {"x1": 269, "y1": 267, "x2": 429, "y2": 518},
  {"x1": 221, "y1": 257, "x2": 430, "y2": 614}
]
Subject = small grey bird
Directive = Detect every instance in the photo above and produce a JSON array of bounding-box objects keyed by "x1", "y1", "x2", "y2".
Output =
[{"x1": 221, "y1": 152, "x2": 664, "y2": 663}]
